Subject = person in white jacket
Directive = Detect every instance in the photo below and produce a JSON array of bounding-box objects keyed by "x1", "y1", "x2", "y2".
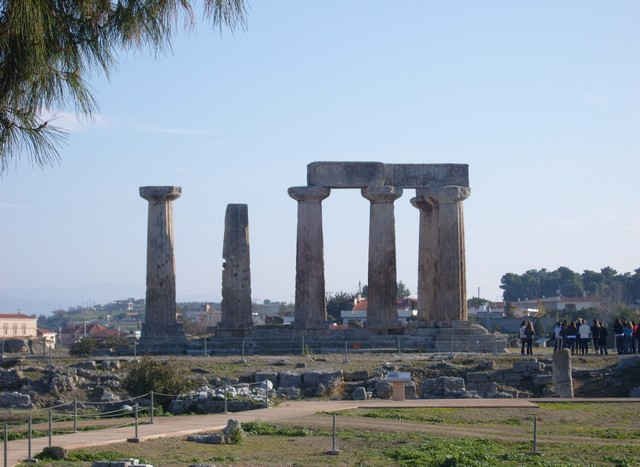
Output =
[{"x1": 578, "y1": 319, "x2": 592, "y2": 355}]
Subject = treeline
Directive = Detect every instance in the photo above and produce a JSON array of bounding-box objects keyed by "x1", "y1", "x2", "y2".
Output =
[{"x1": 500, "y1": 267, "x2": 640, "y2": 304}]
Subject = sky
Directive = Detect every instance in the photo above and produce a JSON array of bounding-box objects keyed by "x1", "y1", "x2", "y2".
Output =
[{"x1": 1, "y1": 1, "x2": 640, "y2": 314}]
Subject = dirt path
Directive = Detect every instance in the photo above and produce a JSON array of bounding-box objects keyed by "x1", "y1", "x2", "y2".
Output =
[{"x1": 3, "y1": 398, "x2": 635, "y2": 466}]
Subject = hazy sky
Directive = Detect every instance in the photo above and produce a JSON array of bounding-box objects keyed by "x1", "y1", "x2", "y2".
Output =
[{"x1": 1, "y1": 1, "x2": 639, "y2": 314}]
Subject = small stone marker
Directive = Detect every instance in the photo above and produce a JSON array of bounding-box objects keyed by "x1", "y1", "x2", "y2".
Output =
[{"x1": 552, "y1": 349, "x2": 574, "y2": 398}]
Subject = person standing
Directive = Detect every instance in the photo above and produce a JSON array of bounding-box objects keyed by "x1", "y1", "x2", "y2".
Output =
[
  {"x1": 578, "y1": 319, "x2": 591, "y2": 355},
  {"x1": 633, "y1": 321, "x2": 640, "y2": 354},
  {"x1": 598, "y1": 321, "x2": 608, "y2": 355},
  {"x1": 519, "y1": 320, "x2": 527, "y2": 355},
  {"x1": 566, "y1": 321, "x2": 578, "y2": 355},
  {"x1": 525, "y1": 321, "x2": 535, "y2": 355},
  {"x1": 614, "y1": 319, "x2": 624, "y2": 354},
  {"x1": 553, "y1": 321, "x2": 562, "y2": 351},
  {"x1": 591, "y1": 319, "x2": 600, "y2": 354},
  {"x1": 623, "y1": 320, "x2": 633, "y2": 354}
]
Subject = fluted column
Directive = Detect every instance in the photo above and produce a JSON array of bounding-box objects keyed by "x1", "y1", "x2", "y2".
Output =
[
  {"x1": 288, "y1": 186, "x2": 331, "y2": 330},
  {"x1": 437, "y1": 186, "x2": 470, "y2": 321},
  {"x1": 139, "y1": 186, "x2": 183, "y2": 338},
  {"x1": 362, "y1": 185, "x2": 403, "y2": 329},
  {"x1": 410, "y1": 194, "x2": 438, "y2": 322},
  {"x1": 220, "y1": 204, "x2": 253, "y2": 332}
]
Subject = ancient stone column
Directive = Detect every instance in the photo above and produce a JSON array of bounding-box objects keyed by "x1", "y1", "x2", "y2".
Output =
[
  {"x1": 139, "y1": 186, "x2": 183, "y2": 338},
  {"x1": 362, "y1": 185, "x2": 403, "y2": 329},
  {"x1": 552, "y1": 349, "x2": 574, "y2": 398},
  {"x1": 288, "y1": 186, "x2": 330, "y2": 330},
  {"x1": 410, "y1": 194, "x2": 439, "y2": 322},
  {"x1": 220, "y1": 204, "x2": 253, "y2": 331},
  {"x1": 436, "y1": 185, "x2": 470, "y2": 321}
]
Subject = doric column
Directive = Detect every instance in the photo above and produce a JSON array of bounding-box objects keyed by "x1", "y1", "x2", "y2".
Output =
[
  {"x1": 437, "y1": 185, "x2": 470, "y2": 321},
  {"x1": 139, "y1": 186, "x2": 183, "y2": 338},
  {"x1": 288, "y1": 186, "x2": 331, "y2": 330},
  {"x1": 220, "y1": 204, "x2": 253, "y2": 332},
  {"x1": 362, "y1": 185, "x2": 403, "y2": 329},
  {"x1": 410, "y1": 194, "x2": 438, "y2": 322}
]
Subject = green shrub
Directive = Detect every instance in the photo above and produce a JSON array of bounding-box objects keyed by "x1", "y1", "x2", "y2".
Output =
[
  {"x1": 123, "y1": 358, "x2": 195, "y2": 407},
  {"x1": 35, "y1": 446, "x2": 66, "y2": 461},
  {"x1": 242, "y1": 421, "x2": 311, "y2": 437}
]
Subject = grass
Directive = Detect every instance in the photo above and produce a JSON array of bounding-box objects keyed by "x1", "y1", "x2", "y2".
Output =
[{"x1": 19, "y1": 423, "x2": 640, "y2": 466}]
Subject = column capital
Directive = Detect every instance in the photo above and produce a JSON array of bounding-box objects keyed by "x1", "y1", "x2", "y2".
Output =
[
  {"x1": 416, "y1": 185, "x2": 470, "y2": 204},
  {"x1": 140, "y1": 186, "x2": 182, "y2": 202},
  {"x1": 288, "y1": 186, "x2": 330, "y2": 202},
  {"x1": 410, "y1": 195, "x2": 435, "y2": 211},
  {"x1": 361, "y1": 185, "x2": 403, "y2": 203}
]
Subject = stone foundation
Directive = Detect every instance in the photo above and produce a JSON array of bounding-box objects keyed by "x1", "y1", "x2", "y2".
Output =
[{"x1": 187, "y1": 321, "x2": 506, "y2": 356}]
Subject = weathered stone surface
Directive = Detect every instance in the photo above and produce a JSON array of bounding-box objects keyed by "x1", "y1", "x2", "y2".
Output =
[
  {"x1": 307, "y1": 162, "x2": 385, "y2": 188},
  {"x1": 413, "y1": 186, "x2": 470, "y2": 321},
  {"x1": 139, "y1": 186, "x2": 184, "y2": 339},
  {"x1": 404, "y1": 381, "x2": 417, "y2": 399},
  {"x1": 344, "y1": 370, "x2": 369, "y2": 382},
  {"x1": 422, "y1": 376, "x2": 466, "y2": 398},
  {"x1": 0, "y1": 368, "x2": 23, "y2": 389},
  {"x1": 374, "y1": 380, "x2": 393, "y2": 399},
  {"x1": 92, "y1": 459, "x2": 152, "y2": 467},
  {"x1": 629, "y1": 386, "x2": 640, "y2": 398},
  {"x1": 288, "y1": 186, "x2": 331, "y2": 329},
  {"x1": 307, "y1": 162, "x2": 469, "y2": 189},
  {"x1": 362, "y1": 185, "x2": 402, "y2": 329},
  {"x1": 552, "y1": 349, "x2": 574, "y2": 398},
  {"x1": 222, "y1": 419, "x2": 245, "y2": 443},
  {"x1": 277, "y1": 386, "x2": 301, "y2": 399},
  {"x1": 352, "y1": 386, "x2": 368, "y2": 400},
  {"x1": 513, "y1": 359, "x2": 544, "y2": 373},
  {"x1": 278, "y1": 371, "x2": 302, "y2": 388},
  {"x1": 617, "y1": 355, "x2": 640, "y2": 370},
  {"x1": 384, "y1": 164, "x2": 469, "y2": 189},
  {"x1": 72, "y1": 360, "x2": 97, "y2": 370},
  {"x1": 0, "y1": 391, "x2": 31, "y2": 408},
  {"x1": 220, "y1": 204, "x2": 253, "y2": 331},
  {"x1": 255, "y1": 372, "x2": 278, "y2": 385}
]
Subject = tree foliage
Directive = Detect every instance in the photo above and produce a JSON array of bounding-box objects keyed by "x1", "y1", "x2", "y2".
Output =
[
  {"x1": 123, "y1": 357, "x2": 194, "y2": 401},
  {"x1": 500, "y1": 266, "x2": 640, "y2": 305},
  {"x1": 0, "y1": 0, "x2": 246, "y2": 172},
  {"x1": 326, "y1": 292, "x2": 355, "y2": 321}
]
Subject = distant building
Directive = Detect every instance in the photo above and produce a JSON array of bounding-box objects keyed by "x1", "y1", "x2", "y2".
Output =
[
  {"x1": 60, "y1": 322, "x2": 120, "y2": 345},
  {"x1": 340, "y1": 297, "x2": 418, "y2": 326},
  {"x1": 507, "y1": 296, "x2": 602, "y2": 316},
  {"x1": 37, "y1": 328, "x2": 57, "y2": 349},
  {"x1": 0, "y1": 313, "x2": 38, "y2": 338}
]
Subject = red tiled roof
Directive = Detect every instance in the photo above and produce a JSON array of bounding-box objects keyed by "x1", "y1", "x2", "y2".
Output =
[
  {"x1": 353, "y1": 299, "x2": 368, "y2": 311},
  {"x1": 0, "y1": 313, "x2": 36, "y2": 319}
]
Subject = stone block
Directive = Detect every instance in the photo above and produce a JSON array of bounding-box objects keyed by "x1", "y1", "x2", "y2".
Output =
[
  {"x1": 374, "y1": 380, "x2": 393, "y2": 399},
  {"x1": 552, "y1": 350, "x2": 574, "y2": 398},
  {"x1": 352, "y1": 386, "x2": 368, "y2": 400},
  {"x1": 0, "y1": 391, "x2": 31, "y2": 409},
  {"x1": 617, "y1": 355, "x2": 640, "y2": 370},
  {"x1": 532, "y1": 374, "x2": 553, "y2": 386},
  {"x1": 385, "y1": 163, "x2": 469, "y2": 188},
  {"x1": 255, "y1": 372, "x2": 278, "y2": 385},
  {"x1": 513, "y1": 359, "x2": 544, "y2": 373},
  {"x1": 404, "y1": 381, "x2": 417, "y2": 399},
  {"x1": 307, "y1": 161, "x2": 385, "y2": 188},
  {"x1": 277, "y1": 387, "x2": 301, "y2": 399},
  {"x1": 344, "y1": 370, "x2": 369, "y2": 382},
  {"x1": 629, "y1": 386, "x2": 640, "y2": 398},
  {"x1": 422, "y1": 376, "x2": 466, "y2": 398},
  {"x1": 278, "y1": 372, "x2": 301, "y2": 388}
]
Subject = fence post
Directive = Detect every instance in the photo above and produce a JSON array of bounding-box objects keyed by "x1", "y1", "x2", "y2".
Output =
[
  {"x1": 532, "y1": 415, "x2": 537, "y2": 454},
  {"x1": 241, "y1": 338, "x2": 246, "y2": 363},
  {"x1": 150, "y1": 391, "x2": 155, "y2": 424},
  {"x1": 48, "y1": 409, "x2": 52, "y2": 447},
  {"x1": 343, "y1": 341, "x2": 349, "y2": 364},
  {"x1": 73, "y1": 398, "x2": 78, "y2": 433},
  {"x1": 224, "y1": 390, "x2": 229, "y2": 414},
  {"x1": 127, "y1": 403, "x2": 140, "y2": 443},
  {"x1": 27, "y1": 414, "x2": 32, "y2": 462},
  {"x1": 203, "y1": 337, "x2": 207, "y2": 356},
  {"x1": 327, "y1": 414, "x2": 339, "y2": 455},
  {"x1": 301, "y1": 334, "x2": 305, "y2": 355},
  {"x1": 264, "y1": 385, "x2": 269, "y2": 409},
  {"x1": 4, "y1": 423, "x2": 8, "y2": 467}
]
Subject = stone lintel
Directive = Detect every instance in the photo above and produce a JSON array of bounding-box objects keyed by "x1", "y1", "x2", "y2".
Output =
[
  {"x1": 307, "y1": 162, "x2": 469, "y2": 189},
  {"x1": 140, "y1": 186, "x2": 182, "y2": 202},
  {"x1": 307, "y1": 162, "x2": 385, "y2": 188},
  {"x1": 288, "y1": 186, "x2": 330, "y2": 202},
  {"x1": 385, "y1": 164, "x2": 469, "y2": 189}
]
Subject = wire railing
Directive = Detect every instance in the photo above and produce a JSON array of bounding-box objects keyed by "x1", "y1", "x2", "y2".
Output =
[{"x1": 0, "y1": 382, "x2": 275, "y2": 466}]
